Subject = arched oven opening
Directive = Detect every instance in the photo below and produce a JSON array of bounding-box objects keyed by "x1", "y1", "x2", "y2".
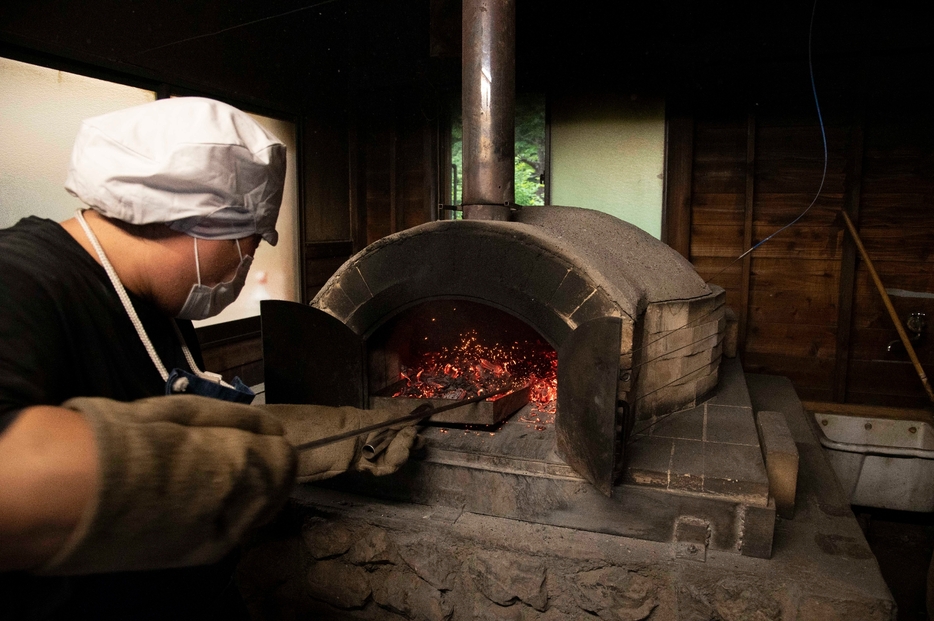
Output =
[{"x1": 366, "y1": 298, "x2": 558, "y2": 431}]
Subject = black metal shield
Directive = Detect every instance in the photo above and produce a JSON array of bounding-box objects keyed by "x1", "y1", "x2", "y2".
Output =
[
  {"x1": 261, "y1": 300, "x2": 365, "y2": 407},
  {"x1": 556, "y1": 315, "x2": 623, "y2": 497}
]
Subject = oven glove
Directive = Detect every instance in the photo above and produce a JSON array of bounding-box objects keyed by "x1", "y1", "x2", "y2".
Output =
[
  {"x1": 37, "y1": 395, "x2": 297, "y2": 576},
  {"x1": 260, "y1": 405, "x2": 419, "y2": 482}
]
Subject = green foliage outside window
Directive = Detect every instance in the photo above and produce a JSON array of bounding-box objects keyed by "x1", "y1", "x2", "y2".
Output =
[{"x1": 450, "y1": 94, "x2": 545, "y2": 207}]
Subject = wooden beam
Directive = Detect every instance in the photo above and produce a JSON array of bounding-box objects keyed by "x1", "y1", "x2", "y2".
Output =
[
  {"x1": 833, "y1": 118, "x2": 864, "y2": 402},
  {"x1": 662, "y1": 107, "x2": 693, "y2": 258},
  {"x1": 739, "y1": 113, "x2": 756, "y2": 354}
]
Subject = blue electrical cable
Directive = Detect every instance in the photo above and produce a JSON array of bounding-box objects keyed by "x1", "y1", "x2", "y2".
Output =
[{"x1": 706, "y1": 0, "x2": 828, "y2": 283}]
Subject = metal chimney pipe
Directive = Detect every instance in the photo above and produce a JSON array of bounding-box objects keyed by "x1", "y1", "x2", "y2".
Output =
[{"x1": 461, "y1": 0, "x2": 515, "y2": 221}]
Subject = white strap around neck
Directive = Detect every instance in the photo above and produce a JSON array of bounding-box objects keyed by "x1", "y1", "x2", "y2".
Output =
[{"x1": 74, "y1": 209, "x2": 229, "y2": 387}]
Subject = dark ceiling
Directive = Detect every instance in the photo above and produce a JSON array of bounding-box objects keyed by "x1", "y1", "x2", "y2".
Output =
[{"x1": 0, "y1": 0, "x2": 931, "y2": 115}]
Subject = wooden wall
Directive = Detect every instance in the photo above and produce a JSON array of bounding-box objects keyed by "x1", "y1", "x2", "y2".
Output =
[
  {"x1": 303, "y1": 92, "x2": 441, "y2": 302},
  {"x1": 667, "y1": 56, "x2": 934, "y2": 407}
]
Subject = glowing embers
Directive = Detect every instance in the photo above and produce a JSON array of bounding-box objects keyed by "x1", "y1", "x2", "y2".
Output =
[{"x1": 392, "y1": 329, "x2": 557, "y2": 426}]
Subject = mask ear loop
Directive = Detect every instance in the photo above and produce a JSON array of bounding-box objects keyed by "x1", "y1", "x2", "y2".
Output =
[
  {"x1": 75, "y1": 209, "x2": 234, "y2": 388},
  {"x1": 75, "y1": 209, "x2": 169, "y2": 382},
  {"x1": 173, "y1": 237, "x2": 246, "y2": 386}
]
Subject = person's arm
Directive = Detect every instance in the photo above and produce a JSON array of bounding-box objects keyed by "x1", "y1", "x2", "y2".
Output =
[{"x1": 0, "y1": 406, "x2": 98, "y2": 571}]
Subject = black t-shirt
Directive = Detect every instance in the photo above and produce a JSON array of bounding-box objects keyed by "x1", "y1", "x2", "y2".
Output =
[
  {"x1": 0, "y1": 216, "x2": 201, "y2": 432},
  {"x1": 0, "y1": 217, "x2": 240, "y2": 620}
]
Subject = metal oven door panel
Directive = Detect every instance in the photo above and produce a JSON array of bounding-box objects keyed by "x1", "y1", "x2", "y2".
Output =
[
  {"x1": 261, "y1": 300, "x2": 365, "y2": 407},
  {"x1": 556, "y1": 315, "x2": 622, "y2": 497}
]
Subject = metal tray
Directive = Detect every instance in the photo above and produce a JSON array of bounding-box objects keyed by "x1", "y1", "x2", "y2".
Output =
[{"x1": 370, "y1": 382, "x2": 531, "y2": 426}]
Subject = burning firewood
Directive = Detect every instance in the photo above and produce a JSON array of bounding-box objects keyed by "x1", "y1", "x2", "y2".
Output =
[{"x1": 392, "y1": 330, "x2": 557, "y2": 421}]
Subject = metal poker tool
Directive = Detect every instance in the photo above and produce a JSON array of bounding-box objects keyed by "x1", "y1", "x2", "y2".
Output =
[{"x1": 293, "y1": 385, "x2": 514, "y2": 456}]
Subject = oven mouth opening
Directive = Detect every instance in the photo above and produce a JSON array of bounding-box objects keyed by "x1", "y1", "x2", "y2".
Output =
[{"x1": 366, "y1": 298, "x2": 557, "y2": 434}]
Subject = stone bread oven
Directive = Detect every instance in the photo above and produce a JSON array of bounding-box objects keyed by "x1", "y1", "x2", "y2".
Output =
[{"x1": 263, "y1": 204, "x2": 726, "y2": 495}]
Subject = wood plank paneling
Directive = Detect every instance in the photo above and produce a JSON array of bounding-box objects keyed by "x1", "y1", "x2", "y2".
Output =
[
  {"x1": 684, "y1": 62, "x2": 934, "y2": 407},
  {"x1": 744, "y1": 323, "x2": 838, "y2": 359},
  {"x1": 663, "y1": 111, "x2": 694, "y2": 257},
  {"x1": 746, "y1": 258, "x2": 840, "y2": 326}
]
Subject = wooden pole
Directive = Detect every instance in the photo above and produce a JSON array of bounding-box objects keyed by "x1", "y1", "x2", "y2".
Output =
[{"x1": 840, "y1": 210, "x2": 934, "y2": 403}]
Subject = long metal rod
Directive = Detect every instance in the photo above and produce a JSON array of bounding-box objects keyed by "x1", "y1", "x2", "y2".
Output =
[
  {"x1": 840, "y1": 210, "x2": 934, "y2": 403},
  {"x1": 294, "y1": 386, "x2": 513, "y2": 452}
]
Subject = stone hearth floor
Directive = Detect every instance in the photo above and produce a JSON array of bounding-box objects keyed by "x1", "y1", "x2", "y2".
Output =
[{"x1": 625, "y1": 357, "x2": 770, "y2": 505}]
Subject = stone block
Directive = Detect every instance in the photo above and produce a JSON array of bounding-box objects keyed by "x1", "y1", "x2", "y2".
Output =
[
  {"x1": 569, "y1": 289, "x2": 620, "y2": 327},
  {"x1": 525, "y1": 254, "x2": 570, "y2": 305},
  {"x1": 371, "y1": 568, "x2": 452, "y2": 621},
  {"x1": 637, "y1": 356, "x2": 682, "y2": 395},
  {"x1": 316, "y1": 283, "x2": 356, "y2": 322},
  {"x1": 643, "y1": 300, "x2": 689, "y2": 334},
  {"x1": 306, "y1": 559, "x2": 371, "y2": 609},
  {"x1": 644, "y1": 317, "x2": 721, "y2": 361},
  {"x1": 397, "y1": 538, "x2": 460, "y2": 591},
  {"x1": 709, "y1": 357, "x2": 752, "y2": 409},
  {"x1": 573, "y1": 566, "x2": 658, "y2": 619},
  {"x1": 346, "y1": 526, "x2": 400, "y2": 565},
  {"x1": 549, "y1": 269, "x2": 595, "y2": 319},
  {"x1": 466, "y1": 551, "x2": 548, "y2": 611},
  {"x1": 625, "y1": 435, "x2": 672, "y2": 488},
  {"x1": 674, "y1": 517, "x2": 709, "y2": 561},
  {"x1": 650, "y1": 406, "x2": 704, "y2": 440},
  {"x1": 756, "y1": 410, "x2": 799, "y2": 519},
  {"x1": 635, "y1": 383, "x2": 698, "y2": 420},
  {"x1": 694, "y1": 366, "x2": 719, "y2": 402},
  {"x1": 706, "y1": 405, "x2": 760, "y2": 446},
  {"x1": 670, "y1": 439, "x2": 705, "y2": 492},
  {"x1": 302, "y1": 519, "x2": 357, "y2": 559},
  {"x1": 354, "y1": 238, "x2": 416, "y2": 293},
  {"x1": 703, "y1": 443, "x2": 769, "y2": 501},
  {"x1": 741, "y1": 500, "x2": 776, "y2": 558},
  {"x1": 482, "y1": 232, "x2": 540, "y2": 292},
  {"x1": 338, "y1": 265, "x2": 373, "y2": 309},
  {"x1": 678, "y1": 334, "x2": 721, "y2": 369},
  {"x1": 687, "y1": 287, "x2": 725, "y2": 324}
]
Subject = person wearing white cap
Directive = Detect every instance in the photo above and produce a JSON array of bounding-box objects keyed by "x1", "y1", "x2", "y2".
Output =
[{"x1": 0, "y1": 97, "x2": 417, "y2": 618}]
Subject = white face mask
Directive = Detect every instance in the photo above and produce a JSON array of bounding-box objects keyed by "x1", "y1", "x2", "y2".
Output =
[{"x1": 177, "y1": 238, "x2": 253, "y2": 320}]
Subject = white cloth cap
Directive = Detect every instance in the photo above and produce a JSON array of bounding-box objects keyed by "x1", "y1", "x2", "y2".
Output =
[{"x1": 65, "y1": 97, "x2": 286, "y2": 246}]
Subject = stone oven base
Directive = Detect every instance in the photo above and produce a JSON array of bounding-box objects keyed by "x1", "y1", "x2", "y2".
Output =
[
  {"x1": 305, "y1": 358, "x2": 775, "y2": 559},
  {"x1": 238, "y1": 374, "x2": 895, "y2": 621}
]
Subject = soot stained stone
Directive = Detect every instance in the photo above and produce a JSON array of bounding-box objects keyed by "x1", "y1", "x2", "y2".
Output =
[
  {"x1": 397, "y1": 537, "x2": 460, "y2": 591},
  {"x1": 338, "y1": 266, "x2": 373, "y2": 308},
  {"x1": 353, "y1": 239, "x2": 409, "y2": 293},
  {"x1": 302, "y1": 519, "x2": 357, "y2": 559},
  {"x1": 569, "y1": 290, "x2": 623, "y2": 326},
  {"x1": 466, "y1": 551, "x2": 548, "y2": 611},
  {"x1": 346, "y1": 527, "x2": 399, "y2": 565},
  {"x1": 573, "y1": 566, "x2": 658, "y2": 620},
  {"x1": 306, "y1": 559, "x2": 371, "y2": 609},
  {"x1": 549, "y1": 269, "x2": 594, "y2": 318},
  {"x1": 371, "y1": 569, "x2": 452, "y2": 620},
  {"x1": 524, "y1": 254, "x2": 570, "y2": 304},
  {"x1": 319, "y1": 284, "x2": 356, "y2": 321}
]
